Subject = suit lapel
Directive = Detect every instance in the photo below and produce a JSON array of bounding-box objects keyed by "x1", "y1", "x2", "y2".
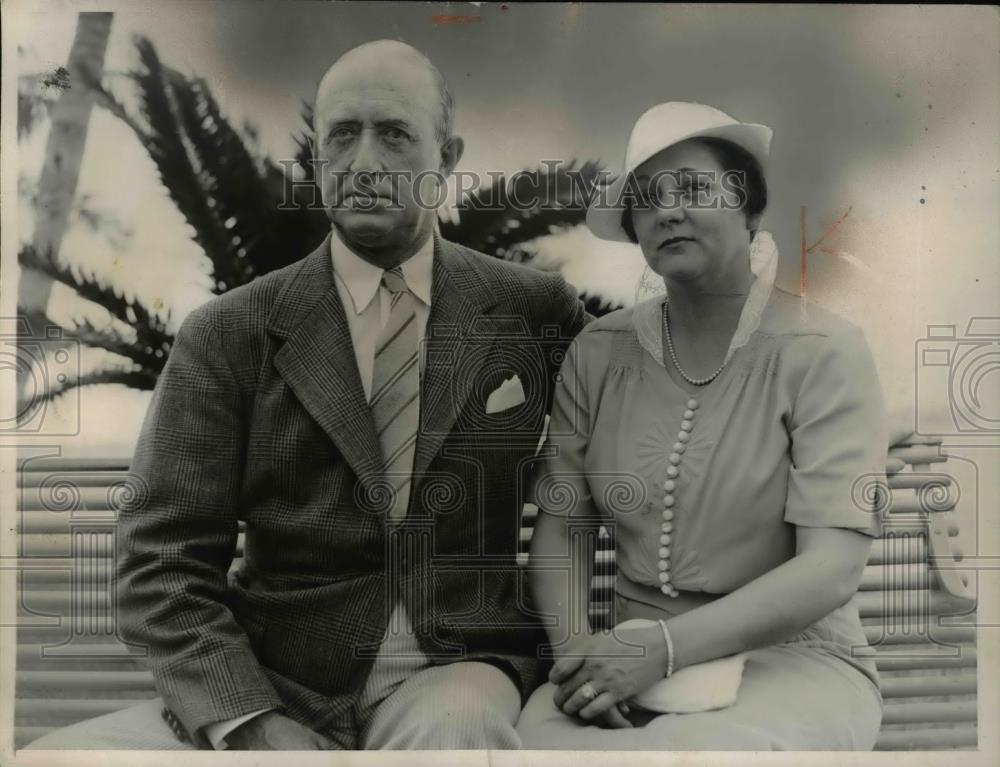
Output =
[
  {"x1": 412, "y1": 238, "x2": 500, "y2": 488},
  {"x1": 268, "y1": 234, "x2": 383, "y2": 491}
]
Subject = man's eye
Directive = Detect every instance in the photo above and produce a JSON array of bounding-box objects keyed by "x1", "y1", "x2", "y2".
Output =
[
  {"x1": 328, "y1": 127, "x2": 356, "y2": 142},
  {"x1": 383, "y1": 127, "x2": 409, "y2": 143}
]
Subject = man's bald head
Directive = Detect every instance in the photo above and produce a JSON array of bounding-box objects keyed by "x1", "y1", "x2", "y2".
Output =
[
  {"x1": 310, "y1": 39, "x2": 465, "y2": 266},
  {"x1": 315, "y1": 40, "x2": 454, "y2": 142}
]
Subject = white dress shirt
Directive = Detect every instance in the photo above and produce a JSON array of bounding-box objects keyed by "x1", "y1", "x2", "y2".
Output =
[
  {"x1": 328, "y1": 227, "x2": 434, "y2": 397},
  {"x1": 204, "y1": 228, "x2": 434, "y2": 749}
]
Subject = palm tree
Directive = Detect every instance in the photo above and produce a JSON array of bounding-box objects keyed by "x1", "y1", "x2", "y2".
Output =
[{"x1": 18, "y1": 36, "x2": 618, "y2": 408}]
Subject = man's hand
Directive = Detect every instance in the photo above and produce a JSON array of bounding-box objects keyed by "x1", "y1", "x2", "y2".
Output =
[{"x1": 224, "y1": 711, "x2": 330, "y2": 750}]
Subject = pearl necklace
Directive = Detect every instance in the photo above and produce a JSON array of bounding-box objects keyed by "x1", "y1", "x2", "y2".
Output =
[{"x1": 662, "y1": 303, "x2": 727, "y2": 386}]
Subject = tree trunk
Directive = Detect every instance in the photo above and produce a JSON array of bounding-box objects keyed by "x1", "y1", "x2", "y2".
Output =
[
  {"x1": 19, "y1": 11, "x2": 114, "y2": 315},
  {"x1": 17, "y1": 12, "x2": 113, "y2": 409}
]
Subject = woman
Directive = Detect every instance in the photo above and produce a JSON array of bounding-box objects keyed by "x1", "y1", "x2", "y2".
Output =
[{"x1": 516, "y1": 102, "x2": 888, "y2": 750}]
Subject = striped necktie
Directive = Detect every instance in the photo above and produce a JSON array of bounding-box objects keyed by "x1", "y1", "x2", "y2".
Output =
[{"x1": 371, "y1": 267, "x2": 420, "y2": 521}]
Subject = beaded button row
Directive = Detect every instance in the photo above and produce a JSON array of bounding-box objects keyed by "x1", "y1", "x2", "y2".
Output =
[{"x1": 659, "y1": 397, "x2": 699, "y2": 597}]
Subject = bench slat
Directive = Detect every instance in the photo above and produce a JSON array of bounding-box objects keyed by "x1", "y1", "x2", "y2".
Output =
[
  {"x1": 16, "y1": 535, "x2": 245, "y2": 559},
  {"x1": 17, "y1": 670, "x2": 155, "y2": 693},
  {"x1": 859, "y1": 563, "x2": 928, "y2": 591},
  {"x1": 18, "y1": 486, "x2": 131, "y2": 512},
  {"x1": 886, "y1": 445, "x2": 948, "y2": 465},
  {"x1": 886, "y1": 473, "x2": 951, "y2": 490},
  {"x1": 18, "y1": 472, "x2": 131, "y2": 489},
  {"x1": 876, "y1": 725, "x2": 976, "y2": 750},
  {"x1": 875, "y1": 648, "x2": 976, "y2": 671},
  {"x1": 17, "y1": 644, "x2": 148, "y2": 670},
  {"x1": 863, "y1": 623, "x2": 974, "y2": 645},
  {"x1": 881, "y1": 701, "x2": 977, "y2": 725},
  {"x1": 17, "y1": 698, "x2": 134, "y2": 725},
  {"x1": 867, "y1": 540, "x2": 928, "y2": 566},
  {"x1": 885, "y1": 494, "x2": 958, "y2": 513},
  {"x1": 879, "y1": 672, "x2": 976, "y2": 698},
  {"x1": 852, "y1": 590, "x2": 966, "y2": 619},
  {"x1": 19, "y1": 457, "x2": 131, "y2": 472}
]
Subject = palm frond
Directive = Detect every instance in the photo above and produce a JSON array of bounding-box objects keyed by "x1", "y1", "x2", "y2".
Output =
[
  {"x1": 262, "y1": 156, "x2": 330, "y2": 259},
  {"x1": 261, "y1": 99, "x2": 332, "y2": 254},
  {"x1": 169, "y1": 74, "x2": 291, "y2": 279},
  {"x1": 73, "y1": 193, "x2": 133, "y2": 248},
  {"x1": 69, "y1": 316, "x2": 167, "y2": 371},
  {"x1": 578, "y1": 292, "x2": 623, "y2": 318},
  {"x1": 296, "y1": 100, "x2": 316, "y2": 176},
  {"x1": 91, "y1": 37, "x2": 326, "y2": 287},
  {"x1": 18, "y1": 246, "x2": 172, "y2": 362},
  {"x1": 83, "y1": 69, "x2": 148, "y2": 139},
  {"x1": 18, "y1": 367, "x2": 158, "y2": 412},
  {"x1": 109, "y1": 37, "x2": 249, "y2": 293},
  {"x1": 440, "y1": 160, "x2": 604, "y2": 260}
]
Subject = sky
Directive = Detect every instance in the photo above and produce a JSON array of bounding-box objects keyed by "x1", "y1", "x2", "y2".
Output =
[{"x1": 6, "y1": 1, "x2": 999, "y2": 454}]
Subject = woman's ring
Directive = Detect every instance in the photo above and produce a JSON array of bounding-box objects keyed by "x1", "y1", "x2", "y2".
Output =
[{"x1": 578, "y1": 681, "x2": 599, "y2": 701}]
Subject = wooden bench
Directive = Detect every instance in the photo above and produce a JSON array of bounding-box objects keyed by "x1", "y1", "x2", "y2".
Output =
[{"x1": 14, "y1": 441, "x2": 977, "y2": 750}]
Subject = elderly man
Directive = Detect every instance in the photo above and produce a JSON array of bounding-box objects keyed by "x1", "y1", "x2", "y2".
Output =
[{"x1": 27, "y1": 40, "x2": 588, "y2": 750}]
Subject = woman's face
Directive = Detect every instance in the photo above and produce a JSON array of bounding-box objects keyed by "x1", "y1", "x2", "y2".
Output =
[{"x1": 629, "y1": 138, "x2": 757, "y2": 287}]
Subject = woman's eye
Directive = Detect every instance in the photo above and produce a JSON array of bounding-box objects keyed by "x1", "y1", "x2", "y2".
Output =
[{"x1": 680, "y1": 180, "x2": 710, "y2": 200}]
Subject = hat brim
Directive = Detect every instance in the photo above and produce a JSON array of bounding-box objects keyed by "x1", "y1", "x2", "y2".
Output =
[{"x1": 586, "y1": 123, "x2": 772, "y2": 243}]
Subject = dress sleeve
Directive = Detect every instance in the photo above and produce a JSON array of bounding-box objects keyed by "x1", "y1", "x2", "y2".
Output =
[
  {"x1": 784, "y1": 328, "x2": 889, "y2": 536},
  {"x1": 533, "y1": 333, "x2": 603, "y2": 522}
]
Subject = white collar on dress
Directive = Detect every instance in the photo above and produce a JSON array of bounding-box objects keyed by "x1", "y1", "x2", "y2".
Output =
[
  {"x1": 633, "y1": 230, "x2": 779, "y2": 367},
  {"x1": 329, "y1": 226, "x2": 434, "y2": 314}
]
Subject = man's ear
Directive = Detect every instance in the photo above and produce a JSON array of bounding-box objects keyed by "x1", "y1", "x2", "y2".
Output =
[{"x1": 439, "y1": 135, "x2": 464, "y2": 176}]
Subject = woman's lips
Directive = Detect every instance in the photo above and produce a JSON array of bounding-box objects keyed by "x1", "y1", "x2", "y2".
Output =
[{"x1": 660, "y1": 236, "x2": 694, "y2": 249}]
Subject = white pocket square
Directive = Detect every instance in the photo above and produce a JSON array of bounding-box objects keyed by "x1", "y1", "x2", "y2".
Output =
[
  {"x1": 485, "y1": 375, "x2": 526, "y2": 414},
  {"x1": 617, "y1": 618, "x2": 747, "y2": 713}
]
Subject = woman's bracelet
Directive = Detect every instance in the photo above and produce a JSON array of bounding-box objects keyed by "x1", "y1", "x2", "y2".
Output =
[{"x1": 657, "y1": 618, "x2": 675, "y2": 678}]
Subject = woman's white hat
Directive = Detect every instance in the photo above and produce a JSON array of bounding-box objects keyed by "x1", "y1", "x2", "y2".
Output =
[{"x1": 587, "y1": 102, "x2": 773, "y2": 242}]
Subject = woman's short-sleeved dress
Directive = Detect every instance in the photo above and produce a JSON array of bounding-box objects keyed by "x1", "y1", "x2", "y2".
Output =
[{"x1": 519, "y1": 283, "x2": 890, "y2": 750}]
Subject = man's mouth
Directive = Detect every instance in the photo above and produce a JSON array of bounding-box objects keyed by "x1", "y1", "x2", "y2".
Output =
[{"x1": 342, "y1": 193, "x2": 395, "y2": 208}]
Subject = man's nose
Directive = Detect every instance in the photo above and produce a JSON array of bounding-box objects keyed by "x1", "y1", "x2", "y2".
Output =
[{"x1": 348, "y1": 128, "x2": 384, "y2": 174}]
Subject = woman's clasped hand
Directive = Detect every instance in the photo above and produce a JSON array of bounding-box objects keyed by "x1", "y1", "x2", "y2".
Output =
[{"x1": 549, "y1": 624, "x2": 670, "y2": 728}]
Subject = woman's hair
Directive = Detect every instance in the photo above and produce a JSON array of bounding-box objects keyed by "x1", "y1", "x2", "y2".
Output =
[{"x1": 620, "y1": 137, "x2": 768, "y2": 243}]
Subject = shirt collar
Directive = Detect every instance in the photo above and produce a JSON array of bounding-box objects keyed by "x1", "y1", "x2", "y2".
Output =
[{"x1": 329, "y1": 227, "x2": 434, "y2": 315}]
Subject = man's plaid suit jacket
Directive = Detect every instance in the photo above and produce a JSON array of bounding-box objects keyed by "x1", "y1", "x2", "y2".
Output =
[{"x1": 115, "y1": 234, "x2": 590, "y2": 748}]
